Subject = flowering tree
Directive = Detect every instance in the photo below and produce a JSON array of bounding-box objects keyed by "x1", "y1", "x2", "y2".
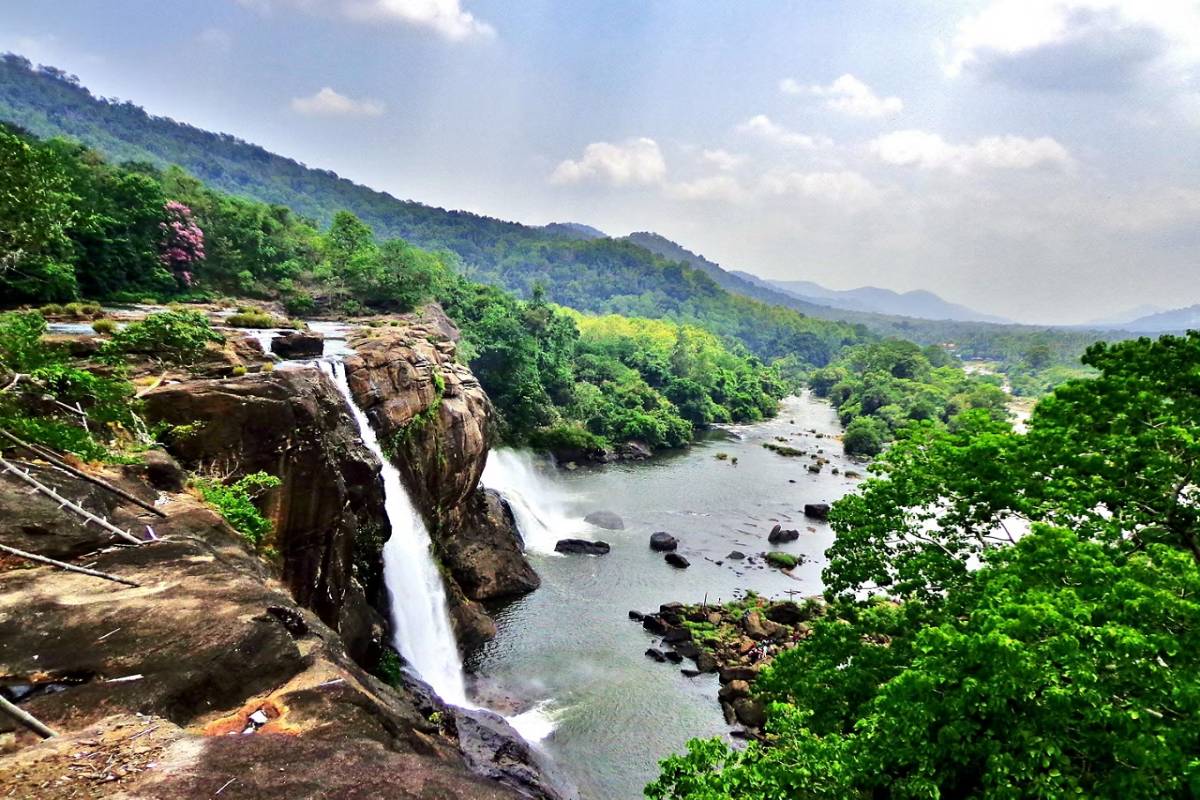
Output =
[{"x1": 159, "y1": 201, "x2": 204, "y2": 287}]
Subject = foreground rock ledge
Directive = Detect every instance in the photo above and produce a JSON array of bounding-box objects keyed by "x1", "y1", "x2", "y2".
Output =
[{"x1": 0, "y1": 464, "x2": 567, "y2": 800}]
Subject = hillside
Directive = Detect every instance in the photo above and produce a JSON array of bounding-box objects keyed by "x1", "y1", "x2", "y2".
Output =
[
  {"x1": 756, "y1": 277, "x2": 1008, "y2": 323},
  {"x1": 1116, "y1": 304, "x2": 1200, "y2": 333}
]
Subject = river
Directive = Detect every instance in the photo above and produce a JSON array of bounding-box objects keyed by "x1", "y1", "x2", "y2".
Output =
[{"x1": 470, "y1": 393, "x2": 862, "y2": 800}]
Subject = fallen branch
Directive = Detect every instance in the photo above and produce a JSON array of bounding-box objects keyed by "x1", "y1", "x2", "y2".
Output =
[
  {"x1": 0, "y1": 430, "x2": 167, "y2": 518},
  {"x1": 0, "y1": 543, "x2": 140, "y2": 587},
  {"x1": 0, "y1": 694, "x2": 56, "y2": 739},
  {"x1": 0, "y1": 458, "x2": 144, "y2": 545}
]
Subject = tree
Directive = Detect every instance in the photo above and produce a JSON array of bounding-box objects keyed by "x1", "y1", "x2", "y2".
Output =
[
  {"x1": 158, "y1": 201, "x2": 204, "y2": 288},
  {"x1": 842, "y1": 416, "x2": 888, "y2": 457}
]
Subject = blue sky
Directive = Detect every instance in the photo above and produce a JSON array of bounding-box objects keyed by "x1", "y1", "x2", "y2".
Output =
[{"x1": 2, "y1": 0, "x2": 1199, "y2": 323}]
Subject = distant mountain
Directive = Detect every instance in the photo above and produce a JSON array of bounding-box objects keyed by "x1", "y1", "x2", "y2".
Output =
[
  {"x1": 1115, "y1": 304, "x2": 1200, "y2": 333},
  {"x1": 542, "y1": 222, "x2": 607, "y2": 239},
  {"x1": 752, "y1": 277, "x2": 1011, "y2": 324},
  {"x1": 1084, "y1": 304, "x2": 1169, "y2": 328}
]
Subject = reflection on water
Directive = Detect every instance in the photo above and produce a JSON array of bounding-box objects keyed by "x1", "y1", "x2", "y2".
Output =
[{"x1": 469, "y1": 393, "x2": 863, "y2": 800}]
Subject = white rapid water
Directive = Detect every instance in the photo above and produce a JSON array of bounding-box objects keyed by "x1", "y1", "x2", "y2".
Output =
[
  {"x1": 324, "y1": 361, "x2": 469, "y2": 706},
  {"x1": 481, "y1": 449, "x2": 591, "y2": 554},
  {"x1": 323, "y1": 362, "x2": 558, "y2": 741}
]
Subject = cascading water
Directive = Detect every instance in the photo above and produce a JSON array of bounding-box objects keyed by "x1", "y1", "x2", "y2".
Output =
[
  {"x1": 324, "y1": 361, "x2": 469, "y2": 706},
  {"x1": 481, "y1": 448, "x2": 591, "y2": 554},
  {"x1": 323, "y1": 361, "x2": 557, "y2": 742}
]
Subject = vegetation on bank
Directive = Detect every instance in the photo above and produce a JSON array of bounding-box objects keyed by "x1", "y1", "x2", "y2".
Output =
[
  {"x1": 808, "y1": 338, "x2": 1011, "y2": 456},
  {"x1": 650, "y1": 333, "x2": 1200, "y2": 799}
]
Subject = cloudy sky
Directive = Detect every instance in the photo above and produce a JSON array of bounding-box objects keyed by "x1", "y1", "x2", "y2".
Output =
[{"x1": 3, "y1": 0, "x2": 1199, "y2": 323}]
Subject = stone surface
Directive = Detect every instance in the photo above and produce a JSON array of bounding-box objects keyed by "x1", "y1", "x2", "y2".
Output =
[
  {"x1": 664, "y1": 553, "x2": 690, "y2": 569},
  {"x1": 554, "y1": 538, "x2": 611, "y2": 556},
  {"x1": 440, "y1": 489, "x2": 540, "y2": 601},
  {"x1": 649, "y1": 532, "x2": 678, "y2": 552},
  {"x1": 584, "y1": 510, "x2": 625, "y2": 530},
  {"x1": 143, "y1": 367, "x2": 388, "y2": 664},
  {"x1": 0, "y1": 471, "x2": 559, "y2": 799},
  {"x1": 803, "y1": 503, "x2": 831, "y2": 520},
  {"x1": 271, "y1": 330, "x2": 325, "y2": 359},
  {"x1": 767, "y1": 524, "x2": 800, "y2": 544}
]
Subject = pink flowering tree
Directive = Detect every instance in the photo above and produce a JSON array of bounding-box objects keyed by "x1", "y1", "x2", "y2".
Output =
[{"x1": 159, "y1": 201, "x2": 205, "y2": 287}]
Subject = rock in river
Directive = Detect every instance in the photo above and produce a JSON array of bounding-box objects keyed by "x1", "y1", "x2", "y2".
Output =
[
  {"x1": 584, "y1": 510, "x2": 625, "y2": 530},
  {"x1": 555, "y1": 538, "x2": 611, "y2": 556},
  {"x1": 270, "y1": 330, "x2": 324, "y2": 359},
  {"x1": 767, "y1": 524, "x2": 800, "y2": 544},
  {"x1": 649, "y1": 531, "x2": 678, "y2": 551},
  {"x1": 664, "y1": 553, "x2": 690, "y2": 569},
  {"x1": 804, "y1": 502, "x2": 831, "y2": 520}
]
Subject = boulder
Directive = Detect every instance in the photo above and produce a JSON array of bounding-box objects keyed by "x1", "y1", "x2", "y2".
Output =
[
  {"x1": 804, "y1": 503, "x2": 831, "y2": 521},
  {"x1": 695, "y1": 651, "x2": 719, "y2": 674},
  {"x1": 649, "y1": 531, "x2": 678, "y2": 551},
  {"x1": 628, "y1": 610, "x2": 645, "y2": 622},
  {"x1": 122, "y1": 448, "x2": 187, "y2": 492},
  {"x1": 766, "y1": 601, "x2": 809, "y2": 625},
  {"x1": 664, "y1": 553, "x2": 690, "y2": 569},
  {"x1": 662, "y1": 627, "x2": 692, "y2": 644},
  {"x1": 584, "y1": 510, "x2": 625, "y2": 530},
  {"x1": 642, "y1": 615, "x2": 670, "y2": 635},
  {"x1": 680, "y1": 669, "x2": 701, "y2": 678},
  {"x1": 767, "y1": 526, "x2": 800, "y2": 544},
  {"x1": 645, "y1": 648, "x2": 668, "y2": 663},
  {"x1": 616, "y1": 440, "x2": 652, "y2": 460},
  {"x1": 733, "y1": 698, "x2": 766, "y2": 728},
  {"x1": 441, "y1": 489, "x2": 540, "y2": 601},
  {"x1": 663, "y1": 651, "x2": 684, "y2": 664},
  {"x1": 744, "y1": 611, "x2": 785, "y2": 641},
  {"x1": 271, "y1": 330, "x2": 325, "y2": 359},
  {"x1": 554, "y1": 538, "x2": 611, "y2": 556},
  {"x1": 719, "y1": 665, "x2": 761, "y2": 683},
  {"x1": 726, "y1": 551, "x2": 746, "y2": 560}
]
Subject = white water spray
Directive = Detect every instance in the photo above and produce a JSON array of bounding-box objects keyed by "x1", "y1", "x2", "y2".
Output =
[
  {"x1": 324, "y1": 361, "x2": 469, "y2": 706},
  {"x1": 481, "y1": 449, "x2": 590, "y2": 554}
]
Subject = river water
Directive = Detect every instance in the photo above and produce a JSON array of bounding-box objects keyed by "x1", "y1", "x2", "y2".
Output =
[{"x1": 471, "y1": 393, "x2": 862, "y2": 800}]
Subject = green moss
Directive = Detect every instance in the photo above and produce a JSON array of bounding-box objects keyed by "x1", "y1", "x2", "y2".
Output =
[{"x1": 765, "y1": 551, "x2": 799, "y2": 569}]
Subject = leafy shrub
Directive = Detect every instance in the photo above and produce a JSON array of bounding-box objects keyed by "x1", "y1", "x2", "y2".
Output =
[
  {"x1": 193, "y1": 471, "x2": 281, "y2": 546},
  {"x1": 527, "y1": 424, "x2": 609, "y2": 453},
  {"x1": 64, "y1": 302, "x2": 102, "y2": 319},
  {"x1": 105, "y1": 310, "x2": 224, "y2": 365},
  {"x1": 842, "y1": 416, "x2": 888, "y2": 457},
  {"x1": 765, "y1": 551, "x2": 798, "y2": 569},
  {"x1": 226, "y1": 311, "x2": 293, "y2": 329},
  {"x1": 91, "y1": 318, "x2": 118, "y2": 335},
  {"x1": 38, "y1": 303, "x2": 65, "y2": 317}
]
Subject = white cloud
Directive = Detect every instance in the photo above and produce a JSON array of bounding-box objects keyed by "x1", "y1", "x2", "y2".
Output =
[
  {"x1": 782, "y1": 74, "x2": 903, "y2": 118},
  {"x1": 701, "y1": 148, "x2": 747, "y2": 171},
  {"x1": 235, "y1": 0, "x2": 494, "y2": 41},
  {"x1": 290, "y1": 87, "x2": 385, "y2": 117},
  {"x1": 759, "y1": 169, "x2": 886, "y2": 210},
  {"x1": 665, "y1": 175, "x2": 749, "y2": 203},
  {"x1": 871, "y1": 129, "x2": 1073, "y2": 172},
  {"x1": 943, "y1": 1, "x2": 1200, "y2": 90},
  {"x1": 550, "y1": 138, "x2": 668, "y2": 187},
  {"x1": 736, "y1": 115, "x2": 829, "y2": 149}
]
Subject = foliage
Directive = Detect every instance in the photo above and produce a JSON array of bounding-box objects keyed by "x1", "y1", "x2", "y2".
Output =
[
  {"x1": 104, "y1": 309, "x2": 223, "y2": 365},
  {"x1": 841, "y1": 417, "x2": 887, "y2": 457},
  {"x1": 158, "y1": 200, "x2": 204, "y2": 287},
  {"x1": 225, "y1": 311, "x2": 288, "y2": 329},
  {"x1": 0, "y1": 310, "x2": 138, "y2": 460},
  {"x1": 193, "y1": 470, "x2": 281, "y2": 546}
]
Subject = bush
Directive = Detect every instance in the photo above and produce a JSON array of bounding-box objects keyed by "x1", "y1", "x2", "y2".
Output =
[
  {"x1": 226, "y1": 311, "x2": 292, "y2": 329},
  {"x1": 91, "y1": 318, "x2": 118, "y2": 335},
  {"x1": 105, "y1": 310, "x2": 224, "y2": 365},
  {"x1": 284, "y1": 292, "x2": 316, "y2": 316},
  {"x1": 842, "y1": 416, "x2": 888, "y2": 457},
  {"x1": 38, "y1": 303, "x2": 65, "y2": 317},
  {"x1": 527, "y1": 423, "x2": 609, "y2": 453},
  {"x1": 64, "y1": 302, "x2": 102, "y2": 319},
  {"x1": 765, "y1": 551, "x2": 799, "y2": 569},
  {"x1": 193, "y1": 471, "x2": 281, "y2": 546}
]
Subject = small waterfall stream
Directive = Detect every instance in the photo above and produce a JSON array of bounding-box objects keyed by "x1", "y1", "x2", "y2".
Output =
[
  {"x1": 481, "y1": 449, "x2": 592, "y2": 554},
  {"x1": 324, "y1": 361, "x2": 470, "y2": 706}
]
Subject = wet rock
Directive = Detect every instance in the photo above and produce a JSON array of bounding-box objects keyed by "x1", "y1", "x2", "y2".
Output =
[
  {"x1": 664, "y1": 553, "x2": 690, "y2": 569},
  {"x1": 454, "y1": 707, "x2": 573, "y2": 799},
  {"x1": 767, "y1": 526, "x2": 800, "y2": 544},
  {"x1": 680, "y1": 669, "x2": 701, "y2": 678},
  {"x1": 719, "y1": 665, "x2": 761, "y2": 683},
  {"x1": 662, "y1": 627, "x2": 692, "y2": 644},
  {"x1": 673, "y1": 641, "x2": 701, "y2": 660},
  {"x1": 554, "y1": 538, "x2": 611, "y2": 556},
  {"x1": 642, "y1": 615, "x2": 670, "y2": 635},
  {"x1": 649, "y1": 531, "x2": 678, "y2": 551},
  {"x1": 443, "y1": 489, "x2": 540, "y2": 601},
  {"x1": 745, "y1": 611, "x2": 785, "y2": 641},
  {"x1": 804, "y1": 503, "x2": 831, "y2": 521},
  {"x1": 628, "y1": 610, "x2": 645, "y2": 622},
  {"x1": 766, "y1": 601, "x2": 809, "y2": 625},
  {"x1": 718, "y1": 680, "x2": 751, "y2": 701},
  {"x1": 720, "y1": 701, "x2": 737, "y2": 725},
  {"x1": 645, "y1": 648, "x2": 668, "y2": 663},
  {"x1": 584, "y1": 510, "x2": 625, "y2": 530},
  {"x1": 271, "y1": 330, "x2": 325, "y2": 359},
  {"x1": 733, "y1": 698, "x2": 766, "y2": 728},
  {"x1": 663, "y1": 651, "x2": 684, "y2": 664},
  {"x1": 726, "y1": 551, "x2": 746, "y2": 560},
  {"x1": 695, "y1": 651, "x2": 718, "y2": 674},
  {"x1": 616, "y1": 440, "x2": 653, "y2": 460}
]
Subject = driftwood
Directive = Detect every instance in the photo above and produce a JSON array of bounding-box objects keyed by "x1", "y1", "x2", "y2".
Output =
[
  {"x1": 0, "y1": 430, "x2": 167, "y2": 518},
  {"x1": 0, "y1": 543, "x2": 141, "y2": 587},
  {"x1": 0, "y1": 458, "x2": 144, "y2": 545},
  {"x1": 0, "y1": 694, "x2": 56, "y2": 739}
]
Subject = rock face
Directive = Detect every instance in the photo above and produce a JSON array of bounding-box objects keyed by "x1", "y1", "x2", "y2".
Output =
[
  {"x1": 271, "y1": 330, "x2": 325, "y2": 359},
  {"x1": 664, "y1": 553, "x2": 691, "y2": 569},
  {"x1": 341, "y1": 311, "x2": 540, "y2": 648},
  {"x1": 144, "y1": 368, "x2": 389, "y2": 664},
  {"x1": 0, "y1": 467, "x2": 564, "y2": 800},
  {"x1": 767, "y1": 524, "x2": 800, "y2": 544}
]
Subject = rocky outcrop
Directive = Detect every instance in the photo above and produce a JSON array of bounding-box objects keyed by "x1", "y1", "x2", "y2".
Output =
[
  {"x1": 271, "y1": 330, "x2": 325, "y2": 359},
  {"x1": 342, "y1": 312, "x2": 539, "y2": 648},
  {"x1": 0, "y1": 466, "x2": 564, "y2": 799},
  {"x1": 143, "y1": 368, "x2": 389, "y2": 664}
]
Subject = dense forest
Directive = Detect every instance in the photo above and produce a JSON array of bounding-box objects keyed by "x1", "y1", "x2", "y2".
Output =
[
  {"x1": 651, "y1": 333, "x2": 1200, "y2": 799},
  {"x1": 0, "y1": 54, "x2": 1128, "y2": 385}
]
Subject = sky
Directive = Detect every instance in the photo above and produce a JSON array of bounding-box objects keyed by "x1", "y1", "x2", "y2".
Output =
[{"x1": 2, "y1": 0, "x2": 1199, "y2": 324}]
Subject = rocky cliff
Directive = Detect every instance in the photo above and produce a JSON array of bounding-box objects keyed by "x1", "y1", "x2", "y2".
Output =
[
  {"x1": 0, "y1": 462, "x2": 562, "y2": 799},
  {"x1": 343, "y1": 313, "x2": 540, "y2": 647}
]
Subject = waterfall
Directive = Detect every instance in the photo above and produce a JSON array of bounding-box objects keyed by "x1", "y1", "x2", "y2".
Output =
[
  {"x1": 481, "y1": 448, "x2": 590, "y2": 554},
  {"x1": 324, "y1": 361, "x2": 469, "y2": 706}
]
